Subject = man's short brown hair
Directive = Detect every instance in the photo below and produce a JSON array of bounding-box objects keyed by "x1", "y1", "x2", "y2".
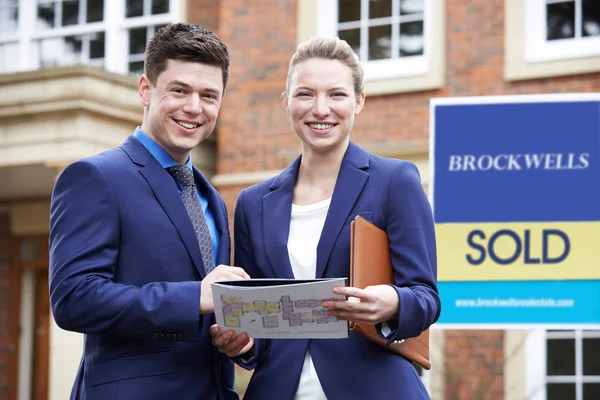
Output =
[{"x1": 144, "y1": 23, "x2": 230, "y2": 89}]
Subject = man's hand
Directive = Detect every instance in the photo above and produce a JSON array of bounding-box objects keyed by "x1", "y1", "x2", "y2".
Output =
[
  {"x1": 210, "y1": 324, "x2": 254, "y2": 358},
  {"x1": 200, "y1": 265, "x2": 250, "y2": 314},
  {"x1": 322, "y1": 285, "x2": 399, "y2": 325}
]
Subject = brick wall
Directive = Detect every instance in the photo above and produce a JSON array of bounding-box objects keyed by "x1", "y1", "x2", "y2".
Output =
[
  {"x1": 444, "y1": 331, "x2": 505, "y2": 400},
  {"x1": 215, "y1": 0, "x2": 600, "y2": 198},
  {"x1": 217, "y1": 0, "x2": 300, "y2": 176},
  {"x1": 0, "y1": 212, "x2": 11, "y2": 400},
  {"x1": 187, "y1": 0, "x2": 220, "y2": 32},
  {"x1": 211, "y1": 1, "x2": 600, "y2": 399},
  {"x1": 214, "y1": 0, "x2": 600, "y2": 226}
]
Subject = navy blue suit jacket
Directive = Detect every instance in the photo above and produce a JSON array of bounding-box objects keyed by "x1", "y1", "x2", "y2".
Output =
[
  {"x1": 233, "y1": 142, "x2": 440, "y2": 400},
  {"x1": 49, "y1": 136, "x2": 237, "y2": 400}
]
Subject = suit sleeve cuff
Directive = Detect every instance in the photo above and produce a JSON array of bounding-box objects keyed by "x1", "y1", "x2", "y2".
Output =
[
  {"x1": 233, "y1": 339, "x2": 266, "y2": 370},
  {"x1": 376, "y1": 285, "x2": 404, "y2": 346}
]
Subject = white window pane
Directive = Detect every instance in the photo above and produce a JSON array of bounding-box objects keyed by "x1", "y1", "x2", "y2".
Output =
[
  {"x1": 399, "y1": 20, "x2": 423, "y2": 56},
  {"x1": 62, "y1": 0, "x2": 79, "y2": 26},
  {"x1": 547, "y1": 383, "x2": 575, "y2": 400},
  {"x1": 39, "y1": 38, "x2": 63, "y2": 67},
  {"x1": 64, "y1": 36, "x2": 83, "y2": 64},
  {"x1": 0, "y1": 7, "x2": 18, "y2": 34},
  {"x1": 584, "y1": 383, "x2": 600, "y2": 399},
  {"x1": 400, "y1": 0, "x2": 423, "y2": 15},
  {"x1": 546, "y1": 338, "x2": 575, "y2": 376},
  {"x1": 128, "y1": 60, "x2": 144, "y2": 75},
  {"x1": 89, "y1": 58, "x2": 104, "y2": 67},
  {"x1": 126, "y1": 0, "x2": 143, "y2": 18},
  {"x1": 37, "y1": 1, "x2": 56, "y2": 29},
  {"x1": 339, "y1": 0, "x2": 360, "y2": 23},
  {"x1": 0, "y1": 42, "x2": 18, "y2": 72},
  {"x1": 583, "y1": 0, "x2": 600, "y2": 37},
  {"x1": 370, "y1": 0, "x2": 391, "y2": 19},
  {"x1": 546, "y1": 1, "x2": 576, "y2": 40},
  {"x1": 129, "y1": 27, "x2": 147, "y2": 55},
  {"x1": 151, "y1": 0, "x2": 168, "y2": 15},
  {"x1": 583, "y1": 338, "x2": 600, "y2": 375},
  {"x1": 87, "y1": 0, "x2": 104, "y2": 23},
  {"x1": 89, "y1": 32, "x2": 105, "y2": 59},
  {"x1": 338, "y1": 28, "x2": 361, "y2": 57},
  {"x1": 369, "y1": 24, "x2": 391, "y2": 60},
  {"x1": 38, "y1": 36, "x2": 82, "y2": 67}
]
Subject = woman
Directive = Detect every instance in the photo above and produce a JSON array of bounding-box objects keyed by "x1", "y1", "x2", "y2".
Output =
[{"x1": 211, "y1": 36, "x2": 440, "y2": 400}]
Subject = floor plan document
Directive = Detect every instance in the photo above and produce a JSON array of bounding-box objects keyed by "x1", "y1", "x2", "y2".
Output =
[{"x1": 212, "y1": 278, "x2": 349, "y2": 339}]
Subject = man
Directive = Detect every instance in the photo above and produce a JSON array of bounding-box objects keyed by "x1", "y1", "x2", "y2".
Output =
[{"x1": 49, "y1": 23, "x2": 248, "y2": 400}]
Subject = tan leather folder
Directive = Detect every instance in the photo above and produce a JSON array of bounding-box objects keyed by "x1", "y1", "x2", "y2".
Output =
[{"x1": 349, "y1": 215, "x2": 431, "y2": 370}]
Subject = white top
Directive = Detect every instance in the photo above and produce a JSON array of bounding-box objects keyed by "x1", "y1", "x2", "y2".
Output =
[{"x1": 287, "y1": 198, "x2": 331, "y2": 400}]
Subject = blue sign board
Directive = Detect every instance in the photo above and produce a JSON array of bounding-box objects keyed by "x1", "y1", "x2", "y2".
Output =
[{"x1": 431, "y1": 94, "x2": 600, "y2": 326}]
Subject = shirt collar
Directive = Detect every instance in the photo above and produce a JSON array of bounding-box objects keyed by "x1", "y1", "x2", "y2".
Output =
[{"x1": 133, "y1": 127, "x2": 193, "y2": 170}]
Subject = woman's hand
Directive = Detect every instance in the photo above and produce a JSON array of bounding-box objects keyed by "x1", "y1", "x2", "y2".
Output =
[
  {"x1": 322, "y1": 285, "x2": 399, "y2": 325},
  {"x1": 210, "y1": 324, "x2": 254, "y2": 358}
]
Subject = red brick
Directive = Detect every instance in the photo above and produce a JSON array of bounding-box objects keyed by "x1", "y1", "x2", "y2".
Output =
[{"x1": 0, "y1": 212, "x2": 11, "y2": 400}]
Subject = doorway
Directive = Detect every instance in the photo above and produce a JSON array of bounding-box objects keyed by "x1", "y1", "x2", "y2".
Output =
[{"x1": 10, "y1": 235, "x2": 49, "y2": 400}]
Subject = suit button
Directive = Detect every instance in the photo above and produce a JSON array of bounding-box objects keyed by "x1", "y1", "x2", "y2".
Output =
[
  {"x1": 152, "y1": 333, "x2": 158, "y2": 340},
  {"x1": 177, "y1": 334, "x2": 183, "y2": 341},
  {"x1": 159, "y1": 333, "x2": 165, "y2": 340}
]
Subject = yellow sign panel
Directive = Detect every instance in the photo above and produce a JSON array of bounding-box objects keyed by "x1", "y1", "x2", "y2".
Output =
[{"x1": 436, "y1": 221, "x2": 600, "y2": 281}]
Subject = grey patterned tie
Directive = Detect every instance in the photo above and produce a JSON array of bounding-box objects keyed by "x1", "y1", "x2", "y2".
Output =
[{"x1": 168, "y1": 165, "x2": 215, "y2": 274}]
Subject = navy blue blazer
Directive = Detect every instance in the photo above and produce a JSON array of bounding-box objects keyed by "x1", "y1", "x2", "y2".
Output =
[
  {"x1": 49, "y1": 136, "x2": 237, "y2": 400},
  {"x1": 233, "y1": 142, "x2": 440, "y2": 400}
]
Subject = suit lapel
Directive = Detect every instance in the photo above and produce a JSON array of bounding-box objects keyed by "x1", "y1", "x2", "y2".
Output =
[
  {"x1": 262, "y1": 159, "x2": 299, "y2": 279},
  {"x1": 316, "y1": 143, "x2": 370, "y2": 278},
  {"x1": 120, "y1": 137, "x2": 207, "y2": 278}
]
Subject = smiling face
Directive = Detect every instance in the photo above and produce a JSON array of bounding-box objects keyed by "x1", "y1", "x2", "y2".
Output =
[
  {"x1": 283, "y1": 58, "x2": 364, "y2": 156},
  {"x1": 139, "y1": 59, "x2": 224, "y2": 164}
]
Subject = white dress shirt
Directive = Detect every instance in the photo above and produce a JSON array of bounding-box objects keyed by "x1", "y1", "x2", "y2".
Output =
[{"x1": 287, "y1": 198, "x2": 331, "y2": 400}]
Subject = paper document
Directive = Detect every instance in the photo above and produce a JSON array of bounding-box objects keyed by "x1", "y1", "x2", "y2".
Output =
[{"x1": 212, "y1": 278, "x2": 349, "y2": 339}]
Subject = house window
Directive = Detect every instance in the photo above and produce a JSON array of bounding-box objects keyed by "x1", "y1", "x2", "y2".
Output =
[
  {"x1": 36, "y1": 0, "x2": 104, "y2": 29},
  {"x1": 0, "y1": 0, "x2": 179, "y2": 75},
  {"x1": 304, "y1": 0, "x2": 444, "y2": 95},
  {"x1": 31, "y1": 0, "x2": 105, "y2": 69},
  {"x1": 317, "y1": 0, "x2": 430, "y2": 81},
  {"x1": 526, "y1": 329, "x2": 600, "y2": 400},
  {"x1": 126, "y1": 0, "x2": 169, "y2": 18},
  {"x1": 127, "y1": 24, "x2": 168, "y2": 76},
  {"x1": 525, "y1": 0, "x2": 600, "y2": 63},
  {"x1": 123, "y1": 0, "x2": 172, "y2": 75},
  {"x1": 0, "y1": 0, "x2": 19, "y2": 35},
  {"x1": 0, "y1": 0, "x2": 19, "y2": 73},
  {"x1": 0, "y1": 42, "x2": 18, "y2": 73},
  {"x1": 34, "y1": 32, "x2": 105, "y2": 68}
]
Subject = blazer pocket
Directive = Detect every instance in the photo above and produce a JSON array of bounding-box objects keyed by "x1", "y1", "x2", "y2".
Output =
[
  {"x1": 91, "y1": 348, "x2": 174, "y2": 386},
  {"x1": 343, "y1": 212, "x2": 374, "y2": 226}
]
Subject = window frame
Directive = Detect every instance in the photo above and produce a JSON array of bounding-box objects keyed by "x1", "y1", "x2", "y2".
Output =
[
  {"x1": 525, "y1": 0, "x2": 600, "y2": 63},
  {"x1": 299, "y1": 0, "x2": 444, "y2": 95},
  {"x1": 526, "y1": 329, "x2": 600, "y2": 400},
  {"x1": 504, "y1": 0, "x2": 600, "y2": 81},
  {"x1": 0, "y1": 0, "x2": 19, "y2": 38},
  {"x1": 317, "y1": 0, "x2": 433, "y2": 82},
  {"x1": 318, "y1": 0, "x2": 429, "y2": 81}
]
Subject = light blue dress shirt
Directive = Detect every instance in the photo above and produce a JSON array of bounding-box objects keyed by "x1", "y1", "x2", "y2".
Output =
[{"x1": 133, "y1": 127, "x2": 219, "y2": 264}]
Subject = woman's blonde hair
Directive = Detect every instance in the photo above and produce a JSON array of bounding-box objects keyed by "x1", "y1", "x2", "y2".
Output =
[{"x1": 285, "y1": 36, "x2": 364, "y2": 97}]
